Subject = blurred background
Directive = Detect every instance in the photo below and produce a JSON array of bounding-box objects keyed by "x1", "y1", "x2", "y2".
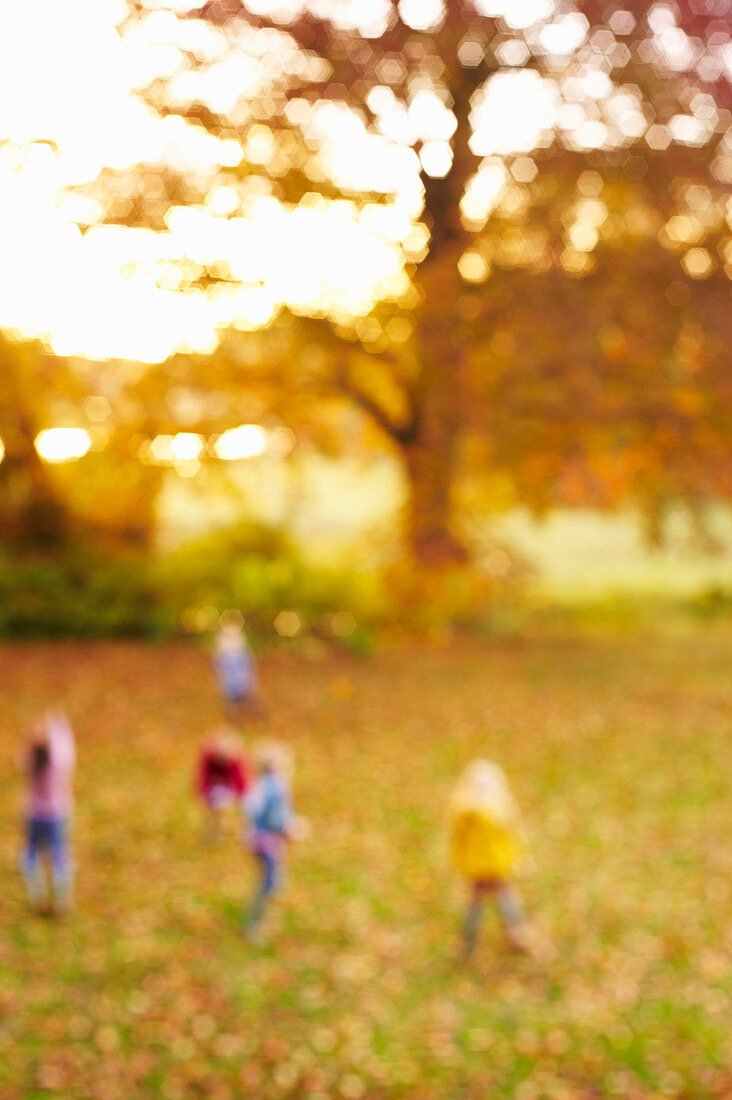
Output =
[{"x1": 1, "y1": 0, "x2": 730, "y2": 641}]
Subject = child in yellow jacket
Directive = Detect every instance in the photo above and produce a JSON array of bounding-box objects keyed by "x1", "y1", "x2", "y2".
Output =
[{"x1": 450, "y1": 759, "x2": 530, "y2": 958}]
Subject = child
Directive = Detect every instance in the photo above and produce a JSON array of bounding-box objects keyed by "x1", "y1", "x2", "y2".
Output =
[
  {"x1": 241, "y1": 740, "x2": 305, "y2": 941},
  {"x1": 196, "y1": 728, "x2": 250, "y2": 842},
  {"x1": 450, "y1": 759, "x2": 530, "y2": 958},
  {"x1": 22, "y1": 709, "x2": 75, "y2": 916},
  {"x1": 213, "y1": 612, "x2": 261, "y2": 719}
]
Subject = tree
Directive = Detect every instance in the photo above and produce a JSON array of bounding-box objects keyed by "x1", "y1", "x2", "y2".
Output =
[
  {"x1": 0, "y1": 335, "x2": 74, "y2": 548},
  {"x1": 0, "y1": 332, "x2": 167, "y2": 553},
  {"x1": 101, "y1": 2, "x2": 732, "y2": 563}
]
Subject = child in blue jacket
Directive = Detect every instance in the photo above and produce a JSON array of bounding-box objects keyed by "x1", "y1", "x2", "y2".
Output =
[{"x1": 241, "y1": 741, "x2": 305, "y2": 940}]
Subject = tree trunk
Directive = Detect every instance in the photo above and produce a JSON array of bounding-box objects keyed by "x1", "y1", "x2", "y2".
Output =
[
  {"x1": 402, "y1": 437, "x2": 467, "y2": 566},
  {"x1": 0, "y1": 421, "x2": 69, "y2": 550},
  {"x1": 402, "y1": 265, "x2": 469, "y2": 567}
]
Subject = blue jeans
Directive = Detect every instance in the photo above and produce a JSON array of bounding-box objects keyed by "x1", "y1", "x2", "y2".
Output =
[
  {"x1": 256, "y1": 849, "x2": 280, "y2": 897},
  {"x1": 244, "y1": 849, "x2": 281, "y2": 932},
  {"x1": 23, "y1": 817, "x2": 72, "y2": 894}
]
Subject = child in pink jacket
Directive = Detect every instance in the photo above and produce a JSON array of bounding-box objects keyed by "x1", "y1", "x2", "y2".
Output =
[{"x1": 22, "y1": 709, "x2": 75, "y2": 915}]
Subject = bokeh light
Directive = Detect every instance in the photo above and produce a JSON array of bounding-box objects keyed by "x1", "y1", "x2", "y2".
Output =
[
  {"x1": 214, "y1": 424, "x2": 269, "y2": 461},
  {"x1": 170, "y1": 433, "x2": 205, "y2": 462},
  {"x1": 34, "y1": 428, "x2": 92, "y2": 464},
  {"x1": 0, "y1": 0, "x2": 729, "y2": 367}
]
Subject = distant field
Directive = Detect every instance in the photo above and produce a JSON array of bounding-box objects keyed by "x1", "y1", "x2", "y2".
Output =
[
  {"x1": 2, "y1": 630, "x2": 731, "y2": 1098},
  {"x1": 160, "y1": 455, "x2": 732, "y2": 601},
  {"x1": 496, "y1": 506, "x2": 732, "y2": 601}
]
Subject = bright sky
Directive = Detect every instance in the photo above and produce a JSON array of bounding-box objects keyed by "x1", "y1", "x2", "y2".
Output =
[{"x1": 0, "y1": 0, "x2": 722, "y2": 363}]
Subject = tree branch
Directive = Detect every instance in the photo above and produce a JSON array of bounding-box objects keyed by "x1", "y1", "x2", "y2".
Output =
[{"x1": 335, "y1": 356, "x2": 417, "y2": 445}]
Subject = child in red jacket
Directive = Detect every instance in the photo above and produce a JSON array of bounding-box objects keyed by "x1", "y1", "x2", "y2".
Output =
[{"x1": 196, "y1": 729, "x2": 250, "y2": 842}]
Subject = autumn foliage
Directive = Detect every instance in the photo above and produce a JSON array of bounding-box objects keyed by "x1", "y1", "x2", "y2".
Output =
[
  {"x1": 1, "y1": 2, "x2": 731, "y2": 583},
  {"x1": 110, "y1": 0, "x2": 732, "y2": 564}
]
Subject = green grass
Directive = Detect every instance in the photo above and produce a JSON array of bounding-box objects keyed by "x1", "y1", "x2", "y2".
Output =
[{"x1": 1, "y1": 629, "x2": 731, "y2": 1098}]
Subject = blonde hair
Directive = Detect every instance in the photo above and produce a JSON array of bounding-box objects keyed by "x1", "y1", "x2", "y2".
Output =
[
  {"x1": 451, "y1": 759, "x2": 518, "y2": 828},
  {"x1": 207, "y1": 727, "x2": 243, "y2": 758},
  {"x1": 254, "y1": 738, "x2": 293, "y2": 778}
]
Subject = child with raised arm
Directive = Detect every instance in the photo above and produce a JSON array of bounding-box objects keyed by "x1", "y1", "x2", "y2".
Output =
[
  {"x1": 22, "y1": 709, "x2": 76, "y2": 916},
  {"x1": 241, "y1": 741, "x2": 306, "y2": 941},
  {"x1": 450, "y1": 759, "x2": 530, "y2": 958}
]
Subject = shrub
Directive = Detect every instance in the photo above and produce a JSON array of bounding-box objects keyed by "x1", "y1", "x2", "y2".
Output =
[
  {"x1": 0, "y1": 548, "x2": 163, "y2": 639},
  {"x1": 156, "y1": 521, "x2": 375, "y2": 645}
]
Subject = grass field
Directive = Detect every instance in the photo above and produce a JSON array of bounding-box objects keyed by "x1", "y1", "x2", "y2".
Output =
[{"x1": 2, "y1": 630, "x2": 731, "y2": 1099}]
